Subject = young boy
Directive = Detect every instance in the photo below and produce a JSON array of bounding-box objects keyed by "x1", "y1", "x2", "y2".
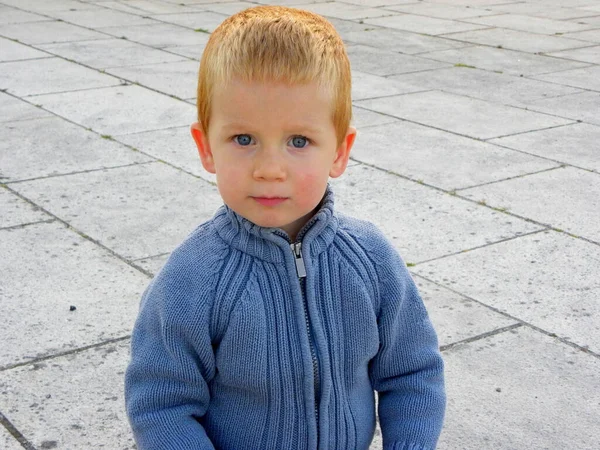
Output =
[{"x1": 125, "y1": 6, "x2": 445, "y2": 450}]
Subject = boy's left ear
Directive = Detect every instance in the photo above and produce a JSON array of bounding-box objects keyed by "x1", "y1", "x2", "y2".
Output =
[{"x1": 329, "y1": 126, "x2": 357, "y2": 178}]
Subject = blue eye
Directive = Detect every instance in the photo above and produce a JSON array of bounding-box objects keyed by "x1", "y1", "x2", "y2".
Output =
[
  {"x1": 234, "y1": 134, "x2": 252, "y2": 146},
  {"x1": 290, "y1": 136, "x2": 308, "y2": 148}
]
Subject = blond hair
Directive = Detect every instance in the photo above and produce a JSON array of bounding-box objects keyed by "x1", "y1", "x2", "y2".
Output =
[{"x1": 197, "y1": 5, "x2": 352, "y2": 146}]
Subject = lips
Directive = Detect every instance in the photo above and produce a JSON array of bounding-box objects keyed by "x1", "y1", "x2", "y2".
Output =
[{"x1": 252, "y1": 197, "x2": 287, "y2": 206}]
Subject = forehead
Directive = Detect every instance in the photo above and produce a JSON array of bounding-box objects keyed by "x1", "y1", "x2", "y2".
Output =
[{"x1": 210, "y1": 78, "x2": 334, "y2": 131}]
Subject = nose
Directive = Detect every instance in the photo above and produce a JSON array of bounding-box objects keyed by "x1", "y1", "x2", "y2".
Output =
[{"x1": 252, "y1": 148, "x2": 287, "y2": 181}]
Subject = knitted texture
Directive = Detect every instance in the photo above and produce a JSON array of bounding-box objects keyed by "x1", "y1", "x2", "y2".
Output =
[{"x1": 125, "y1": 188, "x2": 445, "y2": 450}]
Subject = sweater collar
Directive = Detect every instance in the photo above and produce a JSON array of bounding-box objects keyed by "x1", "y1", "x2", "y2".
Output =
[{"x1": 213, "y1": 185, "x2": 338, "y2": 263}]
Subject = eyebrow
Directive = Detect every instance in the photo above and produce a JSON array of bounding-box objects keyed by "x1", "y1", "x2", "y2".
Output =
[{"x1": 220, "y1": 122, "x2": 324, "y2": 135}]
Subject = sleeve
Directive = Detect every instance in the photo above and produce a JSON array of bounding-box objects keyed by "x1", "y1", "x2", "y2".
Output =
[
  {"x1": 124, "y1": 274, "x2": 217, "y2": 450},
  {"x1": 368, "y1": 239, "x2": 446, "y2": 450}
]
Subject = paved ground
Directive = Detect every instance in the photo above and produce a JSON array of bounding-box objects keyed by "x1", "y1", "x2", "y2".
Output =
[{"x1": 1, "y1": 0, "x2": 599, "y2": 448}]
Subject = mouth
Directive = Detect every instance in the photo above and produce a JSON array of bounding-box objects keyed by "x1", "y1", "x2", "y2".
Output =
[{"x1": 252, "y1": 196, "x2": 288, "y2": 207}]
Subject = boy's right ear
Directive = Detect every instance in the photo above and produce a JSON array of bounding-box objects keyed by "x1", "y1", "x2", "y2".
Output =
[{"x1": 190, "y1": 122, "x2": 216, "y2": 174}]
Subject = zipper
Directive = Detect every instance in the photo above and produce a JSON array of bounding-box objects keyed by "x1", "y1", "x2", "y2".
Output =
[{"x1": 291, "y1": 242, "x2": 320, "y2": 448}]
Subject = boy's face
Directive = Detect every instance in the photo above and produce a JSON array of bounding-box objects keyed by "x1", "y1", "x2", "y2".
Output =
[{"x1": 191, "y1": 79, "x2": 356, "y2": 241}]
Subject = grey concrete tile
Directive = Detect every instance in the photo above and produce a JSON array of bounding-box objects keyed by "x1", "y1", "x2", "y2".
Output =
[
  {"x1": 0, "y1": 0, "x2": 99, "y2": 13},
  {"x1": 384, "y1": 2, "x2": 502, "y2": 19},
  {"x1": 545, "y1": 45, "x2": 600, "y2": 64},
  {"x1": 134, "y1": 253, "x2": 170, "y2": 276},
  {"x1": 389, "y1": 67, "x2": 583, "y2": 107},
  {"x1": 465, "y1": 13, "x2": 592, "y2": 35},
  {"x1": 114, "y1": 126, "x2": 216, "y2": 183},
  {"x1": 331, "y1": 165, "x2": 543, "y2": 263},
  {"x1": 12, "y1": 163, "x2": 223, "y2": 260},
  {"x1": 0, "y1": 187, "x2": 47, "y2": 228},
  {"x1": 364, "y1": 13, "x2": 488, "y2": 35},
  {"x1": 149, "y1": 10, "x2": 229, "y2": 32},
  {"x1": 0, "y1": 21, "x2": 108, "y2": 45},
  {"x1": 0, "y1": 116, "x2": 152, "y2": 182},
  {"x1": 0, "y1": 340, "x2": 134, "y2": 449},
  {"x1": 39, "y1": 38, "x2": 187, "y2": 69},
  {"x1": 339, "y1": 0, "x2": 418, "y2": 6},
  {"x1": 0, "y1": 426, "x2": 23, "y2": 450},
  {"x1": 0, "y1": 222, "x2": 148, "y2": 367},
  {"x1": 292, "y1": 1, "x2": 393, "y2": 20},
  {"x1": 106, "y1": 60, "x2": 198, "y2": 99},
  {"x1": 533, "y1": 65, "x2": 600, "y2": 92},
  {"x1": 443, "y1": 28, "x2": 590, "y2": 53},
  {"x1": 342, "y1": 25, "x2": 468, "y2": 55},
  {"x1": 486, "y1": 3, "x2": 600, "y2": 20},
  {"x1": 347, "y1": 44, "x2": 450, "y2": 76},
  {"x1": 421, "y1": 45, "x2": 589, "y2": 76},
  {"x1": 355, "y1": 90, "x2": 573, "y2": 140},
  {"x1": 460, "y1": 167, "x2": 600, "y2": 243},
  {"x1": 49, "y1": 7, "x2": 159, "y2": 28},
  {"x1": 0, "y1": 37, "x2": 50, "y2": 62},
  {"x1": 0, "y1": 57, "x2": 121, "y2": 97},
  {"x1": 415, "y1": 277, "x2": 518, "y2": 348},
  {"x1": 440, "y1": 326, "x2": 600, "y2": 449},
  {"x1": 0, "y1": 6, "x2": 49, "y2": 25},
  {"x1": 351, "y1": 120, "x2": 559, "y2": 190},
  {"x1": 163, "y1": 41, "x2": 209, "y2": 59},
  {"x1": 568, "y1": 14, "x2": 600, "y2": 27},
  {"x1": 564, "y1": 28, "x2": 600, "y2": 43},
  {"x1": 526, "y1": 91, "x2": 600, "y2": 126},
  {"x1": 351, "y1": 70, "x2": 425, "y2": 100},
  {"x1": 31, "y1": 85, "x2": 194, "y2": 136},
  {"x1": 351, "y1": 105, "x2": 401, "y2": 128},
  {"x1": 98, "y1": 0, "x2": 202, "y2": 15},
  {"x1": 0, "y1": 92, "x2": 50, "y2": 123},
  {"x1": 99, "y1": 22, "x2": 209, "y2": 49},
  {"x1": 489, "y1": 123, "x2": 600, "y2": 172},
  {"x1": 197, "y1": 1, "x2": 264, "y2": 16}
]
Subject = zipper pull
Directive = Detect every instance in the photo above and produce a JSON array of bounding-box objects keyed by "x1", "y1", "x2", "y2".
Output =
[{"x1": 291, "y1": 242, "x2": 307, "y2": 278}]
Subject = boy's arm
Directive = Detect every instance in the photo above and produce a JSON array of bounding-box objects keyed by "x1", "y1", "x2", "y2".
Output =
[
  {"x1": 125, "y1": 277, "x2": 216, "y2": 450},
  {"x1": 368, "y1": 240, "x2": 446, "y2": 450}
]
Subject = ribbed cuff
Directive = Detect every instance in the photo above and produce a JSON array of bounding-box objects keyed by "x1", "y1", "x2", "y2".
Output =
[{"x1": 384, "y1": 442, "x2": 433, "y2": 450}]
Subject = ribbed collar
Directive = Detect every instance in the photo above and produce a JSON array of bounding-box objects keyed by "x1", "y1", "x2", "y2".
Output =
[{"x1": 212, "y1": 185, "x2": 338, "y2": 263}]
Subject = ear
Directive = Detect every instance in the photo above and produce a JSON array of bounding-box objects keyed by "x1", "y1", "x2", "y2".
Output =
[
  {"x1": 190, "y1": 122, "x2": 216, "y2": 174},
  {"x1": 329, "y1": 126, "x2": 357, "y2": 178}
]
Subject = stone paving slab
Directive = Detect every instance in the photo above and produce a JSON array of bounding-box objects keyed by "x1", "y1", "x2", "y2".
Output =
[
  {"x1": 0, "y1": 5, "x2": 49, "y2": 25},
  {"x1": 0, "y1": 221, "x2": 148, "y2": 367},
  {"x1": 39, "y1": 38, "x2": 187, "y2": 70},
  {"x1": 414, "y1": 277, "x2": 518, "y2": 348},
  {"x1": 352, "y1": 120, "x2": 559, "y2": 190},
  {"x1": 331, "y1": 164, "x2": 543, "y2": 263},
  {"x1": 460, "y1": 166, "x2": 600, "y2": 243},
  {"x1": 0, "y1": 92, "x2": 50, "y2": 123},
  {"x1": 96, "y1": 0, "x2": 203, "y2": 15},
  {"x1": 347, "y1": 44, "x2": 450, "y2": 76},
  {"x1": 341, "y1": 24, "x2": 468, "y2": 55},
  {"x1": 0, "y1": 187, "x2": 48, "y2": 228},
  {"x1": 106, "y1": 60, "x2": 199, "y2": 100},
  {"x1": 292, "y1": 1, "x2": 392, "y2": 20},
  {"x1": 0, "y1": 340, "x2": 135, "y2": 449},
  {"x1": 114, "y1": 126, "x2": 216, "y2": 183},
  {"x1": 162, "y1": 41, "x2": 209, "y2": 59},
  {"x1": 134, "y1": 253, "x2": 170, "y2": 276},
  {"x1": 389, "y1": 66, "x2": 583, "y2": 108},
  {"x1": 525, "y1": 91, "x2": 600, "y2": 128},
  {"x1": 486, "y1": 3, "x2": 600, "y2": 20},
  {"x1": 355, "y1": 90, "x2": 573, "y2": 140},
  {"x1": 464, "y1": 13, "x2": 593, "y2": 35},
  {"x1": 1, "y1": 116, "x2": 152, "y2": 181},
  {"x1": 415, "y1": 230, "x2": 600, "y2": 354},
  {"x1": 352, "y1": 105, "x2": 401, "y2": 129},
  {"x1": 443, "y1": 28, "x2": 591, "y2": 54},
  {"x1": 148, "y1": 10, "x2": 229, "y2": 32},
  {"x1": 489, "y1": 123, "x2": 600, "y2": 172},
  {"x1": 11, "y1": 163, "x2": 223, "y2": 260},
  {"x1": 533, "y1": 65, "x2": 600, "y2": 92},
  {"x1": 364, "y1": 13, "x2": 488, "y2": 35},
  {"x1": 0, "y1": 426, "x2": 22, "y2": 450},
  {"x1": 98, "y1": 22, "x2": 210, "y2": 49},
  {"x1": 0, "y1": 20, "x2": 108, "y2": 45},
  {"x1": 0, "y1": 0, "x2": 99, "y2": 13},
  {"x1": 0, "y1": 36, "x2": 50, "y2": 62},
  {"x1": 31, "y1": 84, "x2": 194, "y2": 136},
  {"x1": 0, "y1": 57, "x2": 122, "y2": 97},
  {"x1": 383, "y1": 2, "x2": 499, "y2": 19},
  {"x1": 48, "y1": 6, "x2": 160, "y2": 28},
  {"x1": 421, "y1": 45, "x2": 590, "y2": 76},
  {"x1": 545, "y1": 45, "x2": 600, "y2": 65},
  {"x1": 564, "y1": 28, "x2": 600, "y2": 43},
  {"x1": 439, "y1": 326, "x2": 600, "y2": 449},
  {"x1": 351, "y1": 70, "x2": 426, "y2": 100},
  {"x1": 198, "y1": 1, "x2": 263, "y2": 16}
]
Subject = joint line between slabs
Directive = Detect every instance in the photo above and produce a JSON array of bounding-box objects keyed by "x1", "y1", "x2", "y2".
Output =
[
  {"x1": 440, "y1": 323, "x2": 523, "y2": 352},
  {"x1": 0, "y1": 411, "x2": 36, "y2": 450}
]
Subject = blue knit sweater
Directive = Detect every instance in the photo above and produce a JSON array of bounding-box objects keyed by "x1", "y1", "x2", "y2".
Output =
[{"x1": 125, "y1": 188, "x2": 445, "y2": 450}]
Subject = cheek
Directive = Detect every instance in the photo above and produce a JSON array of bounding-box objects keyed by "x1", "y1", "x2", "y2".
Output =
[{"x1": 294, "y1": 171, "x2": 329, "y2": 207}]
